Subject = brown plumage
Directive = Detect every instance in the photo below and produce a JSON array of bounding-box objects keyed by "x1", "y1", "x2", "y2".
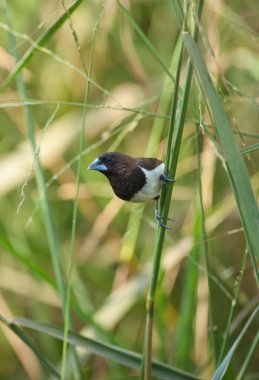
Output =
[{"x1": 88, "y1": 152, "x2": 174, "y2": 228}]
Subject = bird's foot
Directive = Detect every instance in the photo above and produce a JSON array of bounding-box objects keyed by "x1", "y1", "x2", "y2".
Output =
[
  {"x1": 155, "y1": 199, "x2": 174, "y2": 229},
  {"x1": 160, "y1": 174, "x2": 176, "y2": 184},
  {"x1": 156, "y1": 216, "x2": 174, "y2": 229}
]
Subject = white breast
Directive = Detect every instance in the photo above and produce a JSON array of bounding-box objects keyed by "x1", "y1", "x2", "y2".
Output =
[{"x1": 131, "y1": 163, "x2": 165, "y2": 202}]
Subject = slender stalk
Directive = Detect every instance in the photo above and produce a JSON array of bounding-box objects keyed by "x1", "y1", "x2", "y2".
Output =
[
  {"x1": 141, "y1": 2, "x2": 204, "y2": 378},
  {"x1": 217, "y1": 250, "x2": 248, "y2": 364},
  {"x1": 236, "y1": 330, "x2": 259, "y2": 380},
  {"x1": 3, "y1": 1, "x2": 83, "y2": 378},
  {"x1": 141, "y1": 37, "x2": 184, "y2": 380},
  {"x1": 195, "y1": 124, "x2": 218, "y2": 361},
  {"x1": 163, "y1": 43, "x2": 184, "y2": 174},
  {"x1": 2, "y1": 0, "x2": 67, "y2": 323},
  {"x1": 116, "y1": 0, "x2": 175, "y2": 82},
  {"x1": 211, "y1": 306, "x2": 259, "y2": 380},
  {"x1": 60, "y1": 1, "x2": 105, "y2": 379},
  {"x1": 183, "y1": 31, "x2": 259, "y2": 280},
  {"x1": 0, "y1": 0, "x2": 84, "y2": 90}
]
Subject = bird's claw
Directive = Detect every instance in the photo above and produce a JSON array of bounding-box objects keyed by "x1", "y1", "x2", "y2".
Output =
[
  {"x1": 155, "y1": 199, "x2": 174, "y2": 230},
  {"x1": 156, "y1": 216, "x2": 174, "y2": 229},
  {"x1": 160, "y1": 174, "x2": 176, "y2": 184},
  {"x1": 156, "y1": 175, "x2": 175, "y2": 229}
]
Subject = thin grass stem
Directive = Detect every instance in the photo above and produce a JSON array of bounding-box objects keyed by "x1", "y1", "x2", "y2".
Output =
[
  {"x1": 0, "y1": 0, "x2": 84, "y2": 91},
  {"x1": 141, "y1": 2, "x2": 204, "y2": 378},
  {"x1": 141, "y1": 41, "x2": 183, "y2": 380},
  {"x1": 217, "y1": 250, "x2": 248, "y2": 364},
  {"x1": 236, "y1": 330, "x2": 259, "y2": 380},
  {"x1": 194, "y1": 124, "x2": 218, "y2": 362},
  {"x1": 60, "y1": 1, "x2": 105, "y2": 379},
  {"x1": 116, "y1": 0, "x2": 175, "y2": 82},
  {"x1": 2, "y1": 0, "x2": 83, "y2": 377},
  {"x1": 2, "y1": 0, "x2": 68, "y2": 323}
]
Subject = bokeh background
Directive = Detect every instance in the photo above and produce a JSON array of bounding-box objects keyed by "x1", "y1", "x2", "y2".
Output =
[{"x1": 0, "y1": 1, "x2": 258, "y2": 379}]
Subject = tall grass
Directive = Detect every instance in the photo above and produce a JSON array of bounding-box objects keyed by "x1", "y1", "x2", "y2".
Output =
[{"x1": 0, "y1": 1, "x2": 258, "y2": 380}]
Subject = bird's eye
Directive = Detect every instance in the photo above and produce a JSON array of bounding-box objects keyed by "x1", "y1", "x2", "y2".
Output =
[{"x1": 106, "y1": 156, "x2": 112, "y2": 162}]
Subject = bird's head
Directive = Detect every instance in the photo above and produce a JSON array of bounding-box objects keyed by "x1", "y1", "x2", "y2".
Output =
[{"x1": 88, "y1": 152, "x2": 128, "y2": 176}]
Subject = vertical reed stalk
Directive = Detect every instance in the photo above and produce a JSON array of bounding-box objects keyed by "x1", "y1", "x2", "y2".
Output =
[
  {"x1": 141, "y1": 43, "x2": 183, "y2": 380},
  {"x1": 141, "y1": 2, "x2": 204, "y2": 378}
]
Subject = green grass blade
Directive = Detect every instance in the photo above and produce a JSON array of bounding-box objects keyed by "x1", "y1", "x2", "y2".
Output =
[
  {"x1": 0, "y1": 315, "x2": 60, "y2": 378},
  {"x1": 0, "y1": 0, "x2": 84, "y2": 91},
  {"x1": 116, "y1": 0, "x2": 174, "y2": 82},
  {"x1": 2, "y1": 1, "x2": 82, "y2": 377},
  {"x1": 60, "y1": 1, "x2": 104, "y2": 378},
  {"x1": 141, "y1": 3, "x2": 204, "y2": 378},
  {"x1": 171, "y1": 0, "x2": 184, "y2": 28},
  {"x1": 120, "y1": 205, "x2": 144, "y2": 262},
  {"x1": 0, "y1": 234, "x2": 54, "y2": 285},
  {"x1": 173, "y1": 205, "x2": 202, "y2": 369},
  {"x1": 183, "y1": 32, "x2": 259, "y2": 280},
  {"x1": 236, "y1": 330, "x2": 259, "y2": 380},
  {"x1": 147, "y1": 34, "x2": 183, "y2": 158},
  {"x1": 11, "y1": 317, "x2": 204, "y2": 380},
  {"x1": 240, "y1": 143, "x2": 259, "y2": 155},
  {"x1": 2, "y1": 0, "x2": 66, "y2": 308},
  {"x1": 211, "y1": 306, "x2": 259, "y2": 380},
  {"x1": 217, "y1": 250, "x2": 248, "y2": 364}
]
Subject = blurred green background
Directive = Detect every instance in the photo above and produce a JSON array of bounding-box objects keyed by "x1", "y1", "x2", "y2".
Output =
[{"x1": 0, "y1": 0, "x2": 258, "y2": 379}]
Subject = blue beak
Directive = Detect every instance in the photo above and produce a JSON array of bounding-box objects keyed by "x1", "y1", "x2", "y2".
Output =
[{"x1": 88, "y1": 157, "x2": 108, "y2": 172}]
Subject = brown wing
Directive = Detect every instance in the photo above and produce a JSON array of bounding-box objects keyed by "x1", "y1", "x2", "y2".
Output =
[{"x1": 136, "y1": 157, "x2": 163, "y2": 170}]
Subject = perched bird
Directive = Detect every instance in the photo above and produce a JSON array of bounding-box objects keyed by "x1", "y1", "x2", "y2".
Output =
[{"x1": 88, "y1": 152, "x2": 175, "y2": 228}]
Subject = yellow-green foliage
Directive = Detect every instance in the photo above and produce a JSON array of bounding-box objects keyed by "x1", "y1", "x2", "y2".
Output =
[{"x1": 0, "y1": 1, "x2": 258, "y2": 379}]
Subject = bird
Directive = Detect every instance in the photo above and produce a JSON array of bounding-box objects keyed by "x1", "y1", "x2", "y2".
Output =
[{"x1": 88, "y1": 152, "x2": 175, "y2": 228}]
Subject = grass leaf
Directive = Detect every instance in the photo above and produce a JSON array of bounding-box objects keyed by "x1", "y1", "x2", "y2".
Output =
[
  {"x1": 11, "y1": 317, "x2": 204, "y2": 380},
  {"x1": 211, "y1": 306, "x2": 259, "y2": 380},
  {"x1": 0, "y1": 315, "x2": 60, "y2": 378},
  {"x1": 116, "y1": 0, "x2": 174, "y2": 82},
  {"x1": 0, "y1": 0, "x2": 84, "y2": 90},
  {"x1": 183, "y1": 32, "x2": 259, "y2": 281}
]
